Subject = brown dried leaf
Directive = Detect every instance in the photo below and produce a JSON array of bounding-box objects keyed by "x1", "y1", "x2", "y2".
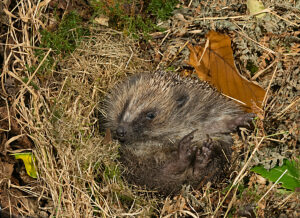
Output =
[
  {"x1": 186, "y1": 31, "x2": 266, "y2": 112},
  {"x1": 103, "y1": 128, "x2": 112, "y2": 144},
  {"x1": 94, "y1": 15, "x2": 109, "y2": 26},
  {"x1": 0, "y1": 162, "x2": 14, "y2": 179},
  {"x1": 247, "y1": 0, "x2": 266, "y2": 18},
  {"x1": 0, "y1": 106, "x2": 33, "y2": 153}
]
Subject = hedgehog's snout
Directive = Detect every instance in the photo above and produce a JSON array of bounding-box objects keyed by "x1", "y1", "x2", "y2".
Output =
[
  {"x1": 116, "y1": 126, "x2": 126, "y2": 137},
  {"x1": 116, "y1": 125, "x2": 128, "y2": 143}
]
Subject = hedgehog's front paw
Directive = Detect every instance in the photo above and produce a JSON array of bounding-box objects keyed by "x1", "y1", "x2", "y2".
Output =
[
  {"x1": 228, "y1": 113, "x2": 256, "y2": 131},
  {"x1": 177, "y1": 130, "x2": 198, "y2": 165},
  {"x1": 193, "y1": 136, "x2": 215, "y2": 174}
]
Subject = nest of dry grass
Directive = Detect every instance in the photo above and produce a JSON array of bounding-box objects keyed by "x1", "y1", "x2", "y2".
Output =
[
  {"x1": 0, "y1": 0, "x2": 299, "y2": 217},
  {"x1": 31, "y1": 27, "x2": 157, "y2": 216}
]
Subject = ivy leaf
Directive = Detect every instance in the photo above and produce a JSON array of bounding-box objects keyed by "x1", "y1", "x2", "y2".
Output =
[
  {"x1": 251, "y1": 158, "x2": 300, "y2": 191},
  {"x1": 11, "y1": 152, "x2": 38, "y2": 179}
]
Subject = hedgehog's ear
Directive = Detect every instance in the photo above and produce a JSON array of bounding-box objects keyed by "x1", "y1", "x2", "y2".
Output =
[{"x1": 175, "y1": 92, "x2": 189, "y2": 108}]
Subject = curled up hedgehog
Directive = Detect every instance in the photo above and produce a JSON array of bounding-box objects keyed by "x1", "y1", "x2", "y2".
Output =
[{"x1": 102, "y1": 71, "x2": 253, "y2": 195}]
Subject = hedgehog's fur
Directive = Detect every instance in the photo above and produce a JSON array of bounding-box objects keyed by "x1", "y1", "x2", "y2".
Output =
[{"x1": 103, "y1": 71, "x2": 251, "y2": 195}]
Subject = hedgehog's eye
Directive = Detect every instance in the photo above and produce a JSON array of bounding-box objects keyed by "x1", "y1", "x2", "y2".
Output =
[{"x1": 146, "y1": 112, "x2": 156, "y2": 120}]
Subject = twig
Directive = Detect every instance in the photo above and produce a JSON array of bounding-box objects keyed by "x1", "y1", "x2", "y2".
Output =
[
  {"x1": 213, "y1": 137, "x2": 265, "y2": 216},
  {"x1": 262, "y1": 65, "x2": 277, "y2": 108},
  {"x1": 224, "y1": 185, "x2": 238, "y2": 218},
  {"x1": 275, "y1": 97, "x2": 300, "y2": 119},
  {"x1": 165, "y1": 40, "x2": 190, "y2": 68},
  {"x1": 194, "y1": 15, "x2": 245, "y2": 21},
  {"x1": 160, "y1": 29, "x2": 171, "y2": 45},
  {"x1": 251, "y1": 59, "x2": 277, "y2": 80},
  {"x1": 197, "y1": 39, "x2": 209, "y2": 65},
  {"x1": 194, "y1": 8, "x2": 271, "y2": 22},
  {"x1": 222, "y1": 94, "x2": 247, "y2": 106},
  {"x1": 268, "y1": 10, "x2": 299, "y2": 27},
  {"x1": 257, "y1": 169, "x2": 288, "y2": 204},
  {"x1": 188, "y1": 0, "x2": 193, "y2": 8},
  {"x1": 234, "y1": 29, "x2": 276, "y2": 54},
  {"x1": 125, "y1": 46, "x2": 134, "y2": 69},
  {"x1": 276, "y1": 193, "x2": 295, "y2": 208}
]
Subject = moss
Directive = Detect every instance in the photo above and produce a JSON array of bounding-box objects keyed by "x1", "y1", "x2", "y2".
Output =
[
  {"x1": 147, "y1": 0, "x2": 179, "y2": 21},
  {"x1": 22, "y1": 76, "x2": 39, "y2": 90},
  {"x1": 246, "y1": 61, "x2": 259, "y2": 76},
  {"x1": 35, "y1": 11, "x2": 89, "y2": 74},
  {"x1": 40, "y1": 11, "x2": 89, "y2": 55},
  {"x1": 118, "y1": 192, "x2": 135, "y2": 206},
  {"x1": 91, "y1": 0, "x2": 179, "y2": 40},
  {"x1": 104, "y1": 165, "x2": 121, "y2": 181}
]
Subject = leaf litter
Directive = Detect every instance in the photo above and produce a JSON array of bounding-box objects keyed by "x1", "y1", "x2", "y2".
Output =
[{"x1": 0, "y1": 0, "x2": 299, "y2": 217}]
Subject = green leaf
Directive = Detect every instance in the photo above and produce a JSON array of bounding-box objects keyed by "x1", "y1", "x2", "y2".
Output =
[
  {"x1": 251, "y1": 158, "x2": 300, "y2": 191},
  {"x1": 11, "y1": 152, "x2": 38, "y2": 179}
]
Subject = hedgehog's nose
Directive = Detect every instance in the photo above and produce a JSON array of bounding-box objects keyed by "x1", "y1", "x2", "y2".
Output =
[{"x1": 116, "y1": 126, "x2": 126, "y2": 138}]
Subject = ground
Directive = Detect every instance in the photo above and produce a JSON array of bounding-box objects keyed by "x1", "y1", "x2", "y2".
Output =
[{"x1": 0, "y1": 0, "x2": 299, "y2": 217}]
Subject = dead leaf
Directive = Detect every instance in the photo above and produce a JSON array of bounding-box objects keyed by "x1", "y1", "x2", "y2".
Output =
[
  {"x1": 4, "y1": 76, "x2": 18, "y2": 96},
  {"x1": 103, "y1": 128, "x2": 112, "y2": 144},
  {"x1": 247, "y1": 0, "x2": 266, "y2": 18},
  {"x1": 0, "y1": 106, "x2": 34, "y2": 154},
  {"x1": 161, "y1": 195, "x2": 188, "y2": 215},
  {"x1": 94, "y1": 15, "x2": 109, "y2": 26},
  {"x1": 12, "y1": 152, "x2": 37, "y2": 179},
  {"x1": 0, "y1": 162, "x2": 14, "y2": 179},
  {"x1": 186, "y1": 31, "x2": 266, "y2": 112},
  {"x1": 161, "y1": 197, "x2": 172, "y2": 215}
]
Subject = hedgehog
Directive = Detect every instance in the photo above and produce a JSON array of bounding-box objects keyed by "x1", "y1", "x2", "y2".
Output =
[{"x1": 102, "y1": 71, "x2": 253, "y2": 195}]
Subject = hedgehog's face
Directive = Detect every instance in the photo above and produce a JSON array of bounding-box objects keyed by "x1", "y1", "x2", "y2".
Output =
[
  {"x1": 105, "y1": 74, "x2": 190, "y2": 145},
  {"x1": 113, "y1": 106, "x2": 158, "y2": 143}
]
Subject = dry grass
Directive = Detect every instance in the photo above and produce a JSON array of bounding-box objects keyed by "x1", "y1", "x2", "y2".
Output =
[
  {"x1": 30, "y1": 27, "x2": 158, "y2": 216},
  {"x1": 1, "y1": 1, "x2": 157, "y2": 215},
  {"x1": 0, "y1": 0, "x2": 299, "y2": 217},
  {"x1": 20, "y1": 28, "x2": 157, "y2": 216}
]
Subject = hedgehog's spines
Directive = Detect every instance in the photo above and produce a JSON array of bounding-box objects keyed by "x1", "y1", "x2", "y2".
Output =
[{"x1": 102, "y1": 71, "x2": 248, "y2": 195}]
